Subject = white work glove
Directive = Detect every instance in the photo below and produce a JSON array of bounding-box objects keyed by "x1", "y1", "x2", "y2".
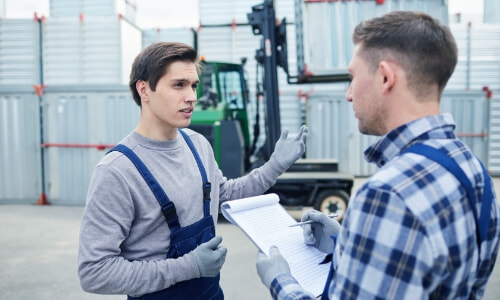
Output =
[
  {"x1": 302, "y1": 209, "x2": 341, "y2": 253},
  {"x1": 256, "y1": 246, "x2": 291, "y2": 289},
  {"x1": 192, "y1": 236, "x2": 228, "y2": 277},
  {"x1": 271, "y1": 125, "x2": 309, "y2": 169}
]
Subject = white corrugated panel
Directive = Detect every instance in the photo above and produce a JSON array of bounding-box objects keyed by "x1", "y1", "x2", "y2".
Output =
[
  {"x1": 441, "y1": 90, "x2": 490, "y2": 163},
  {"x1": 43, "y1": 16, "x2": 141, "y2": 85},
  {"x1": 307, "y1": 89, "x2": 490, "y2": 176},
  {"x1": 449, "y1": 24, "x2": 500, "y2": 91},
  {"x1": 484, "y1": 0, "x2": 500, "y2": 23},
  {"x1": 199, "y1": 0, "x2": 294, "y2": 25},
  {"x1": 488, "y1": 94, "x2": 500, "y2": 174},
  {"x1": 120, "y1": 19, "x2": 142, "y2": 84},
  {"x1": 50, "y1": 0, "x2": 136, "y2": 20},
  {"x1": 50, "y1": 0, "x2": 81, "y2": 18},
  {"x1": 142, "y1": 28, "x2": 195, "y2": 48},
  {"x1": 307, "y1": 91, "x2": 378, "y2": 176},
  {"x1": 300, "y1": 0, "x2": 449, "y2": 75},
  {"x1": 41, "y1": 86, "x2": 139, "y2": 205},
  {"x1": 0, "y1": 19, "x2": 41, "y2": 85},
  {"x1": 0, "y1": 91, "x2": 41, "y2": 204},
  {"x1": 42, "y1": 18, "x2": 81, "y2": 84}
]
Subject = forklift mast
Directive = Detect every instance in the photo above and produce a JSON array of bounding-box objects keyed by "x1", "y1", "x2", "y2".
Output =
[{"x1": 247, "y1": 0, "x2": 287, "y2": 161}]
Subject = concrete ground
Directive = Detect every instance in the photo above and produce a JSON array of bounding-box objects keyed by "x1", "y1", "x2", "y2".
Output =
[{"x1": 1, "y1": 177, "x2": 500, "y2": 300}]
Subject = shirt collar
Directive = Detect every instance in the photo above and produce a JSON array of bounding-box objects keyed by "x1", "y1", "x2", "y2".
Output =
[{"x1": 364, "y1": 113, "x2": 457, "y2": 167}]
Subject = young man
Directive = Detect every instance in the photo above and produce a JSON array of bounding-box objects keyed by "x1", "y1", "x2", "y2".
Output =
[
  {"x1": 77, "y1": 42, "x2": 308, "y2": 299},
  {"x1": 256, "y1": 11, "x2": 500, "y2": 299}
]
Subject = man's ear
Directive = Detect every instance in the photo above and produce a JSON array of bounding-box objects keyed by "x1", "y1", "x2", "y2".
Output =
[
  {"x1": 378, "y1": 61, "x2": 396, "y2": 94},
  {"x1": 136, "y1": 80, "x2": 149, "y2": 102}
]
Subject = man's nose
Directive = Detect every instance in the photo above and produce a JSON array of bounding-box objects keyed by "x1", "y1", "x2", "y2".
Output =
[
  {"x1": 186, "y1": 88, "x2": 197, "y2": 103},
  {"x1": 345, "y1": 84, "x2": 353, "y2": 102}
]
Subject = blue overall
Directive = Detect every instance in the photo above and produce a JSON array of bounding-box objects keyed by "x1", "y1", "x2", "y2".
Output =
[
  {"x1": 320, "y1": 144, "x2": 493, "y2": 300},
  {"x1": 109, "y1": 129, "x2": 223, "y2": 300}
]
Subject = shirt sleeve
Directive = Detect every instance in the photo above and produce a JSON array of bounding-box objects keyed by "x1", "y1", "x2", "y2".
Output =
[
  {"x1": 269, "y1": 274, "x2": 317, "y2": 300},
  {"x1": 329, "y1": 183, "x2": 435, "y2": 300}
]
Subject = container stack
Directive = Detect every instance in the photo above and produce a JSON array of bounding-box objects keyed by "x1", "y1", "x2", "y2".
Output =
[{"x1": 1, "y1": 0, "x2": 499, "y2": 206}]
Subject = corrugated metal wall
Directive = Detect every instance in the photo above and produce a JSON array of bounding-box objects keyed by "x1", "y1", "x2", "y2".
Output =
[
  {"x1": 484, "y1": 0, "x2": 500, "y2": 23},
  {"x1": 42, "y1": 16, "x2": 142, "y2": 85},
  {"x1": 41, "y1": 86, "x2": 139, "y2": 205},
  {"x1": 488, "y1": 93, "x2": 500, "y2": 174},
  {"x1": 307, "y1": 90, "x2": 490, "y2": 176},
  {"x1": 448, "y1": 23, "x2": 500, "y2": 174},
  {"x1": 0, "y1": 19, "x2": 43, "y2": 203},
  {"x1": 0, "y1": 89, "x2": 42, "y2": 204},
  {"x1": 300, "y1": 0, "x2": 448, "y2": 74},
  {"x1": 50, "y1": 0, "x2": 137, "y2": 22},
  {"x1": 199, "y1": 0, "x2": 294, "y2": 26},
  {"x1": 0, "y1": 19, "x2": 41, "y2": 86},
  {"x1": 142, "y1": 27, "x2": 195, "y2": 48},
  {"x1": 448, "y1": 24, "x2": 500, "y2": 91}
]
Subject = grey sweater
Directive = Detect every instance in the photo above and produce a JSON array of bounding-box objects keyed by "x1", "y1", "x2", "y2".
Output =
[{"x1": 78, "y1": 129, "x2": 285, "y2": 296}]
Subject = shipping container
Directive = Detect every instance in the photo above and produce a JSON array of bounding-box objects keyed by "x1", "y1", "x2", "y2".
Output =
[
  {"x1": 297, "y1": 0, "x2": 448, "y2": 76},
  {"x1": 0, "y1": 19, "x2": 41, "y2": 86},
  {"x1": 484, "y1": 0, "x2": 500, "y2": 23},
  {"x1": 199, "y1": 0, "x2": 294, "y2": 26},
  {"x1": 142, "y1": 27, "x2": 195, "y2": 49},
  {"x1": 50, "y1": 0, "x2": 137, "y2": 22},
  {"x1": 0, "y1": 88, "x2": 41, "y2": 204},
  {"x1": 306, "y1": 90, "x2": 491, "y2": 176},
  {"x1": 40, "y1": 86, "x2": 139, "y2": 205},
  {"x1": 42, "y1": 15, "x2": 142, "y2": 85}
]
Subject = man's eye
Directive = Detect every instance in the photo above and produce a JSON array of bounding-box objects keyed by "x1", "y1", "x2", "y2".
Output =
[
  {"x1": 192, "y1": 84, "x2": 198, "y2": 90},
  {"x1": 174, "y1": 82, "x2": 183, "y2": 88}
]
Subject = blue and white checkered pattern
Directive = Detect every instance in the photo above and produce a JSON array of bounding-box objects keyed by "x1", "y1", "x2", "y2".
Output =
[{"x1": 269, "y1": 114, "x2": 500, "y2": 300}]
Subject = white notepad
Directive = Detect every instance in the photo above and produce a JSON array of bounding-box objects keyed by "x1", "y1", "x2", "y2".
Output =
[{"x1": 221, "y1": 193, "x2": 329, "y2": 297}]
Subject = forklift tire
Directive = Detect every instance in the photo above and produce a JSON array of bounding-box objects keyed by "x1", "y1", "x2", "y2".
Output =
[{"x1": 313, "y1": 189, "x2": 349, "y2": 222}]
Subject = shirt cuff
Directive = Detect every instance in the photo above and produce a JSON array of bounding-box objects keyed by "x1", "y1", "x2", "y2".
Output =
[{"x1": 270, "y1": 274, "x2": 316, "y2": 300}]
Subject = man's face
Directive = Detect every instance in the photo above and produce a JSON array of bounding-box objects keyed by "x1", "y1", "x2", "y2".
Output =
[
  {"x1": 144, "y1": 60, "x2": 199, "y2": 136},
  {"x1": 346, "y1": 45, "x2": 386, "y2": 136}
]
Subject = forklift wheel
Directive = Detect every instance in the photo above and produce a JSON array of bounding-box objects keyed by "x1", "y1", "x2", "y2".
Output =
[{"x1": 313, "y1": 189, "x2": 349, "y2": 222}]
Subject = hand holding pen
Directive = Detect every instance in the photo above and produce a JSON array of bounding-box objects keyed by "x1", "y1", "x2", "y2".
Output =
[
  {"x1": 298, "y1": 210, "x2": 341, "y2": 253},
  {"x1": 288, "y1": 213, "x2": 339, "y2": 227}
]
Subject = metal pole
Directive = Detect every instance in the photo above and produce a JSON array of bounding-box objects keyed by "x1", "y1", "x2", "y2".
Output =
[{"x1": 36, "y1": 16, "x2": 49, "y2": 205}]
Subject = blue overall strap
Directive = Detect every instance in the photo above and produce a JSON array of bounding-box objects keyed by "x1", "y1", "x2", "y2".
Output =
[
  {"x1": 179, "y1": 129, "x2": 212, "y2": 216},
  {"x1": 403, "y1": 143, "x2": 493, "y2": 246},
  {"x1": 109, "y1": 144, "x2": 181, "y2": 230},
  {"x1": 320, "y1": 235, "x2": 337, "y2": 300}
]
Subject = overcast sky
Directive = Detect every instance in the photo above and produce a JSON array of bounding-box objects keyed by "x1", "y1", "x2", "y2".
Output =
[{"x1": 1, "y1": 0, "x2": 485, "y2": 28}]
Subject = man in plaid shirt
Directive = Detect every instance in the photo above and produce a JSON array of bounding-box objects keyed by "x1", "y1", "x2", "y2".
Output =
[{"x1": 256, "y1": 11, "x2": 500, "y2": 300}]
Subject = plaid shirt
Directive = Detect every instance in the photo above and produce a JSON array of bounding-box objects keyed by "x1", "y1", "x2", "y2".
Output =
[{"x1": 270, "y1": 113, "x2": 500, "y2": 300}]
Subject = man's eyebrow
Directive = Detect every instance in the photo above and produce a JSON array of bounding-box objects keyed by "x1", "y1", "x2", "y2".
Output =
[{"x1": 170, "y1": 78, "x2": 200, "y2": 84}]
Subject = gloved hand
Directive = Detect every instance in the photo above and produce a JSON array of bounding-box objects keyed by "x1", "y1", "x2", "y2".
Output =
[
  {"x1": 271, "y1": 125, "x2": 309, "y2": 169},
  {"x1": 256, "y1": 246, "x2": 291, "y2": 289},
  {"x1": 302, "y1": 209, "x2": 341, "y2": 253},
  {"x1": 192, "y1": 236, "x2": 228, "y2": 277}
]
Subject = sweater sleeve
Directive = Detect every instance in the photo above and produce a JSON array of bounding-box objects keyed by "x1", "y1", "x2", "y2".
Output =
[
  {"x1": 77, "y1": 164, "x2": 200, "y2": 295},
  {"x1": 218, "y1": 155, "x2": 287, "y2": 203}
]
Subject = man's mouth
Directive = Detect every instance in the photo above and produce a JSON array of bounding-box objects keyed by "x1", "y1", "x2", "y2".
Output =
[{"x1": 180, "y1": 107, "x2": 193, "y2": 113}]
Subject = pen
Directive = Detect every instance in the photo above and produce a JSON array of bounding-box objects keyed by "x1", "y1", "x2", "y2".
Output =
[{"x1": 288, "y1": 214, "x2": 339, "y2": 227}]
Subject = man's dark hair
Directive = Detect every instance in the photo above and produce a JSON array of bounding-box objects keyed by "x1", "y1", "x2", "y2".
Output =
[
  {"x1": 352, "y1": 11, "x2": 458, "y2": 96},
  {"x1": 129, "y1": 42, "x2": 200, "y2": 106}
]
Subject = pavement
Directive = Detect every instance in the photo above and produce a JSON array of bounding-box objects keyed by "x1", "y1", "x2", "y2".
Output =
[{"x1": 1, "y1": 177, "x2": 500, "y2": 300}]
